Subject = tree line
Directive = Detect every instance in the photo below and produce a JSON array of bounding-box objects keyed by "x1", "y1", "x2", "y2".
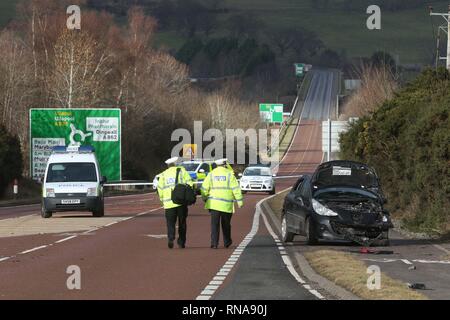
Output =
[{"x1": 0, "y1": 0, "x2": 262, "y2": 192}]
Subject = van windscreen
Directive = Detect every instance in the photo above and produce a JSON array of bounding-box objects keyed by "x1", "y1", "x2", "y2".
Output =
[{"x1": 46, "y1": 163, "x2": 98, "y2": 183}]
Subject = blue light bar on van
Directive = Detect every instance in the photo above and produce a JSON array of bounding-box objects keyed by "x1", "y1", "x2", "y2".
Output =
[{"x1": 52, "y1": 146, "x2": 95, "y2": 153}]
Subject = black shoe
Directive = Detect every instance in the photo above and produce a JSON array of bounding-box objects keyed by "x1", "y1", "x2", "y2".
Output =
[
  {"x1": 168, "y1": 241, "x2": 174, "y2": 249},
  {"x1": 178, "y1": 243, "x2": 186, "y2": 249},
  {"x1": 225, "y1": 241, "x2": 232, "y2": 248}
]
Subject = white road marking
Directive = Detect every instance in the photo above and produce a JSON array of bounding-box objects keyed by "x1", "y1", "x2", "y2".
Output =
[
  {"x1": 262, "y1": 211, "x2": 324, "y2": 299},
  {"x1": 20, "y1": 245, "x2": 48, "y2": 254},
  {"x1": 196, "y1": 190, "x2": 324, "y2": 300},
  {"x1": 146, "y1": 234, "x2": 167, "y2": 239},
  {"x1": 1, "y1": 207, "x2": 163, "y2": 264},
  {"x1": 55, "y1": 236, "x2": 77, "y2": 244},
  {"x1": 363, "y1": 258, "x2": 450, "y2": 265}
]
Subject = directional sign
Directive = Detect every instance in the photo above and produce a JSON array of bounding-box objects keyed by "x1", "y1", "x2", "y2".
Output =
[
  {"x1": 29, "y1": 108, "x2": 122, "y2": 181},
  {"x1": 183, "y1": 144, "x2": 198, "y2": 159},
  {"x1": 259, "y1": 104, "x2": 284, "y2": 124},
  {"x1": 295, "y1": 63, "x2": 305, "y2": 77}
]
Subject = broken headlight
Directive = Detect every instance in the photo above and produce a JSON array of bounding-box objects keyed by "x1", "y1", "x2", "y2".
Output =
[{"x1": 312, "y1": 199, "x2": 338, "y2": 217}]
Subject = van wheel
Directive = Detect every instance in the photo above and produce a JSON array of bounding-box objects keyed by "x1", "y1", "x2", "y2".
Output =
[
  {"x1": 305, "y1": 217, "x2": 319, "y2": 245},
  {"x1": 93, "y1": 202, "x2": 105, "y2": 217},
  {"x1": 41, "y1": 206, "x2": 52, "y2": 219},
  {"x1": 269, "y1": 188, "x2": 276, "y2": 195},
  {"x1": 281, "y1": 214, "x2": 295, "y2": 243}
]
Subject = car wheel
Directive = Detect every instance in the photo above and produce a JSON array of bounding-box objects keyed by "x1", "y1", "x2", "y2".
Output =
[
  {"x1": 242, "y1": 190, "x2": 247, "y2": 195},
  {"x1": 269, "y1": 188, "x2": 276, "y2": 195},
  {"x1": 41, "y1": 205, "x2": 52, "y2": 219},
  {"x1": 93, "y1": 201, "x2": 105, "y2": 217},
  {"x1": 305, "y1": 217, "x2": 318, "y2": 245},
  {"x1": 281, "y1": 214, "x2": 295, "y2": 243}
]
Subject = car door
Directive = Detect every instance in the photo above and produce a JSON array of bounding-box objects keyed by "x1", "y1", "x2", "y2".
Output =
[
  {"x1": 297, "y1": 177, "x2": 312, "y2": 236},
  {"x1": 284, "y1": 177, "x2": 305, "y2": 234}
]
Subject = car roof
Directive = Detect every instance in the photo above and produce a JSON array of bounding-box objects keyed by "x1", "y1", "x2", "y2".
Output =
[{"x1": 48, "y1": 153, "x2": 97, "y2": 164}]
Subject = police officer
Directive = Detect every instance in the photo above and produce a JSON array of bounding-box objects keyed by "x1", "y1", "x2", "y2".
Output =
[
  {"x1": 157, "y1": 157, "x2": 193, "y2": 249},
  {"x1": 201, "y1": 159, "x2": 244, "y2": 249}
]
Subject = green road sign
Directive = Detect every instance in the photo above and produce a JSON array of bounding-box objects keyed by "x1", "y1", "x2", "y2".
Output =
[
  {"x1": 295, "y1": 63, "x2": 305, "y2": 77},
  {"x1": 29, "y1": 108, "x2": 122, "y2": 181},
  {"x1": 259, "y1": 104, "x2": 284, "y2": 123}
]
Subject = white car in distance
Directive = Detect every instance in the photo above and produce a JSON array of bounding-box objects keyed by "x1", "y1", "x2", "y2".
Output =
[{"x1": 239, "y1": 166, "x2": 276, "y2": 195}]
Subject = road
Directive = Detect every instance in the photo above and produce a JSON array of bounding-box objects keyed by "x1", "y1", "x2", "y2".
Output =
[
  {"x1": 0, "y1": 70, "x2": 335, "y2": 300},
  {"x1": 3, "y1": 69, "x2": 447, "y2": 300}
]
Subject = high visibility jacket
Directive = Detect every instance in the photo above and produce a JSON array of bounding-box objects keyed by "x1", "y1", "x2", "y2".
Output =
[
  {"x1": 157, "y1": 166, "x2": 193, "y2": 209},
  {"x1": 201, "y1": 166, "x2": 243, "y2": 214}
]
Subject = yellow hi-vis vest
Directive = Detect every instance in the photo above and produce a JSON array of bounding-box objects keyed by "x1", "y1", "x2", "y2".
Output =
[
  {"x1": 201, "y1": 166, "x2": 244, "y2": 214},
  {"x1": 157, "y1": 166, "x2": 193, "y2": 209}
]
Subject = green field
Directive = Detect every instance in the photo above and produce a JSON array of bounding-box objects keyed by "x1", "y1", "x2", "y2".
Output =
[
  {"x1": 0, "y1": 0, "x2": 17, "y2": 28},
  {"x1": 221, "y1": 0, "x2": 450, "y2": 64},
  {"x1": 153, "y1": 0, "x2": 448, "y2": 65},
  {"x1": 1, "y1": 0, "x2": 448, "y2": 65}
]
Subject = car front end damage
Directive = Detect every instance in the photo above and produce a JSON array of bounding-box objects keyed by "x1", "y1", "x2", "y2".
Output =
[{"x1": 311, "y1": 190, "x2": 393, "y2": 246}]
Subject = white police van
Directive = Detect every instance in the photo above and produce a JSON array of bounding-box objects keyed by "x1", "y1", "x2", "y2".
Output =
[{"x1": 41, "y1": 146, "x2": 107, "y2": 218}]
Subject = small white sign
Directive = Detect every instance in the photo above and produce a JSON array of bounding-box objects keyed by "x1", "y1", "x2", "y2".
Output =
[
  {"x1": 332, "y1": 166, "x2": 352, "y2": 176},
  {"x1": 86, "y1": 117, "x2": 119, "y2": 142}
]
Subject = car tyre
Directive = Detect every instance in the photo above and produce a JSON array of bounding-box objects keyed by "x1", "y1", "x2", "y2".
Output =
[
  {"x1": 41, "y1": 205, "x2": 52, "y2": 219},
  {"x1": 305, "y1": 217, "x2": 319, "y2": 245},
  {"x1": 281, "y1": 214, "x2": 295, "y2": 243},
  {"x1": 93, "y1": 201, "x2": 105, "y2": 217},
  {"x1": 269, "y1": 188, "x2": 276, "y2": 195}
]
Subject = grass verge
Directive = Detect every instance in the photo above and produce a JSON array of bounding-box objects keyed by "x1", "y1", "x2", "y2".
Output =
[
  {"x1": 304, "y1": 250, "x2": 428, "y2": 300},
  {"x1": 266, "y1": 190, "x2": 289, "y2": 220}
]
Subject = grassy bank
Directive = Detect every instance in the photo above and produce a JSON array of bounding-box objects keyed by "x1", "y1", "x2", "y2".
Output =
[{"x1": 304, "y1": 250, "x2": 427, "y2": 300}]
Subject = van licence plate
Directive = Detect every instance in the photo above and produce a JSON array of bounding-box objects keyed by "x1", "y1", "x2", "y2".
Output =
[{"x1": 61, "y1": 199, "x2": 81, "y2": 205}]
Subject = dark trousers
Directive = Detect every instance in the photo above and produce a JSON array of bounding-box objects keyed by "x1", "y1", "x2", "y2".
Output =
[
  {"x1": 210, "y1": 210, "x2": 233, "y2": 247},
  {"x1": 165, "y1": 205, "x2": 188, "y2": 245}
]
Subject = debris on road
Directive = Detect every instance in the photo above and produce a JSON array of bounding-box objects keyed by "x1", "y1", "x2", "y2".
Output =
[
  {"x1": 407, "y1": 283, "x2": 427, "y2": 290},
  {"x1": 358, "y1": 247, "x2": 394, "y2": 255},
  {"x1": 408, "y1": 266, "x2": 417, "y2": 270}
]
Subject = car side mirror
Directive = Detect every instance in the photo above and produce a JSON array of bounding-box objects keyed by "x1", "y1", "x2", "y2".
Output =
[
  {"x1": 295, "y1": 196, "x2": 304, "y2": 206},
  {"x1": 101, "y1": 176, "x2": 107, "y2": 184}
]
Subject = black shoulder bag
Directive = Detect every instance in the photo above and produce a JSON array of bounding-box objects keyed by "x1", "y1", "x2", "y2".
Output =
[{"x1": 171, "y1": 168, "x2": 197, "y2": 206}]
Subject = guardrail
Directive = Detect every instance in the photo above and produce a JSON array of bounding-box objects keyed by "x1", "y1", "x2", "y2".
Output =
[{"x1": 268, "y1": 74, "x2": 310, "y2": 157}]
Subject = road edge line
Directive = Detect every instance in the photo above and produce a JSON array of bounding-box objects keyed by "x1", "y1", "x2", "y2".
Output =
[{"x1": 260, "y1": 194, "x2": 361, "y2": 301}]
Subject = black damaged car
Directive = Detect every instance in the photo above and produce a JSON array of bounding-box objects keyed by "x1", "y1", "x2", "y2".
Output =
[{"x1": 281, "y1": 161, "x2": 393, "y2": 246}]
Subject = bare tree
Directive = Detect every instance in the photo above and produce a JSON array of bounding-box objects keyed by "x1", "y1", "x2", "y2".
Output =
[{"x1": 48, "y1": 30, "x2": 112, "y2": 108}]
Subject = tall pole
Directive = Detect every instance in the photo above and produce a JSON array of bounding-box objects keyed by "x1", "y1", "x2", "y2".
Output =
[
  {"x1": 327, "y1": 119, "x2": 331, "y2": 162},
  {"x1": 447, "y1": 5, "x2": 450, "y2": 70},
  {"x1": 430, "y1": 5, "x2": 450, "y2": 70}
]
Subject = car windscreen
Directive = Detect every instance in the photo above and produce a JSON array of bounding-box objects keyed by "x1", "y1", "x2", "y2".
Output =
[
  {"x1": 181, "y1": 163, "x2": 200, "y2": 172},
  {"x1": 313, "y1": 164, "x2": 378, "y2": 189},
  {"x1": 244, "y1": 168, "x2": 271, "y2": 176},
  {"x1": 46, "y1": 163, "x2": 98, "y2": 183}
]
